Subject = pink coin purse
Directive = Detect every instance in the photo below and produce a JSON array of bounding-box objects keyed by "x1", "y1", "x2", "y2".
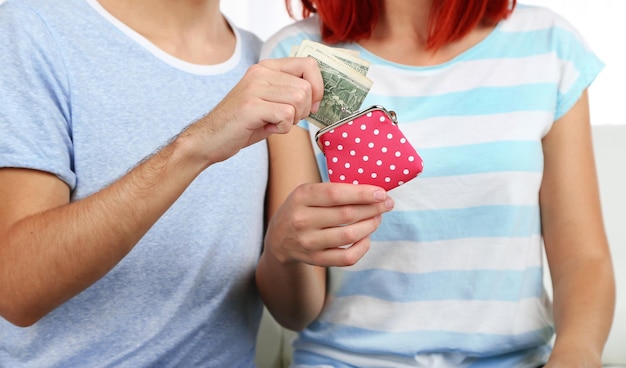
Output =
[{"x1": 315, "y1": 105, "x2": 424, "y2": 191}]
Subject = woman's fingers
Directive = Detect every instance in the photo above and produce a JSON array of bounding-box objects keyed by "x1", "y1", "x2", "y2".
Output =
[{"x1": 266, "y1": 182, "x2": 394, "y2": 267}]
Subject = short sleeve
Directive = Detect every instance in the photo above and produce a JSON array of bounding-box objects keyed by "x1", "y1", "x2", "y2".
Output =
[
  {"x1": 551, "y1": 13, "x2": 604, "y2": 120},
  {"x1": 0, "y1": 2, "x2": 76, "y2": 188}
]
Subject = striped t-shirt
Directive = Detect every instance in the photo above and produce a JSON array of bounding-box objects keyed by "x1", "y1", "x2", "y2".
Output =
[{"x1": 261, "y1": 4, "x2": 603, "y2": 367}]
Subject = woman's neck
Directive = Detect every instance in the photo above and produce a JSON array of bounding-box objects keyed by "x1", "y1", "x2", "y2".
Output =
[{"x1": 360, "y1": 0, "x2": 494, "y2": 66}]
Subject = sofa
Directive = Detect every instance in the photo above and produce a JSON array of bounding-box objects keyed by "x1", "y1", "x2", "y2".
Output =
[{"x1": 255, "y1": 124, "x2": 626, "y2": 367}]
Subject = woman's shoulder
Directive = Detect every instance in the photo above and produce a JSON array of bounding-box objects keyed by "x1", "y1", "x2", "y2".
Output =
[
  {"x1": 502, "y1": 4, "x2": 581, "y2": 35},
  {"x1": 261, "y1": 16, "x2": 321, "y2": 59}
]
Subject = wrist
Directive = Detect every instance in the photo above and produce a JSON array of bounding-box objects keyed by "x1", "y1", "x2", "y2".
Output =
[
  {"x1": 171, "y1": 123, "x2": 220, "y2": 171},
  {"x1": 549, "y1": 342, "x2": 603, "y2": 367},
  {"x1": 262, "y1": 233, "x2": 292, "y2": 266}
]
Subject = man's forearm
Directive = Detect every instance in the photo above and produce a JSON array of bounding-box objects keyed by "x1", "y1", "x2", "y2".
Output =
[{"x1": 0, "y1": 134, "x2": 205, "y2": 326}]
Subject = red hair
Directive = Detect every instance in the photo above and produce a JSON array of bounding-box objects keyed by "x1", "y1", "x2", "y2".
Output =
[{"x1": 286, "y1": 0, "x2": 516, "y2": 50}]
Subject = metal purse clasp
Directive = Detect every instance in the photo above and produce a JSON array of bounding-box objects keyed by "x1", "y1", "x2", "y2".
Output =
[{"x1": 314, "y1": 105, "x2": 397, "y2": 151}]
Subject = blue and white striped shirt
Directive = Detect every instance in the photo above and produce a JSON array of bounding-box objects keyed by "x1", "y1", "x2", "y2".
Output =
[{"x1": 262, "y1": 4, "x2": 603, "y2": 367}]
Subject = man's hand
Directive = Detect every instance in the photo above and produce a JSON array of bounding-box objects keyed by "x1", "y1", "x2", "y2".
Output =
[{"x1": 181, "y1": 57, "x2": 323, "y2": 165}]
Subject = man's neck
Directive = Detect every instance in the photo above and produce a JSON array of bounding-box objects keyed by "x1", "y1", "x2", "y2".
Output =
[{"x1": 97, "y1": 0, "x2": 235, "y2": 65}]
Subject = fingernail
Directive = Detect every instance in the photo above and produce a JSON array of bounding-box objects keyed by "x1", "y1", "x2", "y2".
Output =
[
  {"x1": 385, "y1": 198, "x2": 394, "y2": 209},
  {"x1": 311, "y1": 101, "x2": 320, "y2": 113},
  {"x1": 373, "y1": 190, "x2": 386, "y2": 201}
]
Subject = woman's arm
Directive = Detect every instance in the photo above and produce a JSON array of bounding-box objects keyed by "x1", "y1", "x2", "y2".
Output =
[
  {"x1": 540, "y1": 90, "x2": 615, "y2": 367},
  {"x1": 258, "y1": 128, "x2": 328, "y2": 331},
  {"x1": 258, "y1": 127, "x2": 394, "y2": 331}
]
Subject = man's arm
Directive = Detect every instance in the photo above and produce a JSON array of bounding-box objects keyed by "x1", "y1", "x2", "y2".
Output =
[{"x1": 0, "y1": 58, "x2": 323, "y2": 327}]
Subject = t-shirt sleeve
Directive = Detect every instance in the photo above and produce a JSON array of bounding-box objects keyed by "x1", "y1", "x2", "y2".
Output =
[
  {"x1": 0, "y1": 2, "x2": 76, "y2": 188},
  {"x1": 551, "y1": 12, "x2": 604, "y2": 120}
]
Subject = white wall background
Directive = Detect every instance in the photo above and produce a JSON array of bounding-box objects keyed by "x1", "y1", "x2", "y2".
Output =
[{"x1": 222, "y1": 0, "x2": 625, "y2": 126}]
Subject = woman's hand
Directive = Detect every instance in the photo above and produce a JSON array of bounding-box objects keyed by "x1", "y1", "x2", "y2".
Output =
[
  {"x1": 264, "y1": 182, "x2": 395, "y2": 267},
  {"x1": 544, "y1": 347, "x2": 603, "y2": 368}
]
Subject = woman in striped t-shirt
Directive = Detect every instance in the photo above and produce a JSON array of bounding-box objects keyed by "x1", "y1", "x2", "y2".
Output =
[{"x1": 257, "y1": 0, "x2": 615, "y2": 366}]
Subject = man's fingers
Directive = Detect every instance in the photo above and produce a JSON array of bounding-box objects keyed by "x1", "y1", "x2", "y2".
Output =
[
  {"x1": 257, "y1": 80, "x2": 313, "y2": 123},
  {"x1": 259, "y1": 57, "x2": 324, "y2": 110}
]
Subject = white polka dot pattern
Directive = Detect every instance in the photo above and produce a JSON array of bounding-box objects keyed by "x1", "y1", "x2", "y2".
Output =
[{"x1": 318, "y1": 109, "x2": 424, "y2": 191}]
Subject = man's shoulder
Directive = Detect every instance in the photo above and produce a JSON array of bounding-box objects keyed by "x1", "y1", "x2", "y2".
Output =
[
  {"x1": 1, "y1": 0, "x2": 80, "y2": 19},
  {"x1": 0, "y1": 0, "x2": 93, "y2": 46}
]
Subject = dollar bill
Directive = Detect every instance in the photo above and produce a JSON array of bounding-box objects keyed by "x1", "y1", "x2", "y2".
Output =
[
  {"x1": 298, "y1": 40, "x2": 370, "y2": 75},
  {"x1": 292, "y1": 40, "x2": 373, "y2": 128},
  {"x1": 290, "y1": 41, "x2": 362, "y2": 59}
]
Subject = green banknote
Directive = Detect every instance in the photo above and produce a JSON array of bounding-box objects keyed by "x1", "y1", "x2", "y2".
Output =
[{"x1": 293, "y1": 40, "x2": 373, "y2": 128}]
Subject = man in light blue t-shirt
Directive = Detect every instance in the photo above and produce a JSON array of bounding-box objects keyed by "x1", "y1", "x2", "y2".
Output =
[{"x1": 0, "y1": 0, "x2": 328, "y2": 366}]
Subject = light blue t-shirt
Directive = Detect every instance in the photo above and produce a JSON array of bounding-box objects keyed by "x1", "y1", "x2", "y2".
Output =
[
  {"x1": 0, "y1": 0, "x2": 267, "y2": 367},
  {"x1": 262, "y1": 4, "x2": 603, "y2": 367}
]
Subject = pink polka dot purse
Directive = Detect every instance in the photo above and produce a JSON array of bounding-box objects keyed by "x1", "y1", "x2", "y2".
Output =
[{"x1": 315, "y1": 105, "x2": 424, "y2": 191}]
